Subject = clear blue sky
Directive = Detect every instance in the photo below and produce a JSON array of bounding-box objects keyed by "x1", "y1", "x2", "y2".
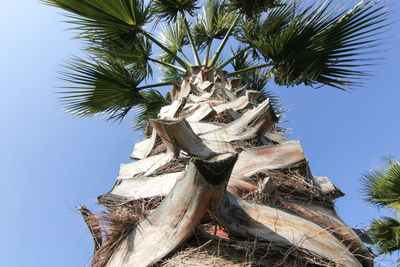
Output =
[{"x1": 1, "y1": 1, "x2": 399, "y2": 266}]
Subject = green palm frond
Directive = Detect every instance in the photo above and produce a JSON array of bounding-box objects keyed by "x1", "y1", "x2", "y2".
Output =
[
  {"x1": 160, "y1": 65, "x2": 183, "y2": 83},
  {"x1": 193, "y1": 0, "x2": 236, "y2": 51},
  {"x1": 59, "y1": 56, "x2": 147, "y2": 121},
  {"x1": 152, "y1": 0, "x2": 199, "y2": 22},
  {"x1": 133, "y1": 89, "x2": 166, "y2": 130},
  {"x1": 238, "y1": 1, "x2": 293, "y2": 44},
  {"x1": 231, "y1": 47, "x2": 252, "y2": 71},
  {"x1": 362, "y1": 158, "x2": 400, "y2": 210},
  {"x1": 368, "y1": 216, "x2": 400, "y2": 254},
  {"x1": 250, "y1": 0, "x2": 389, "y2": 89},
  {"x1": 158, "y1": 17, "x2": 189, "y2": 64},
  {"x1": 228, "y1": 0, "x2": 280, "y2": 17},
  {"x1": 87, "y1": 34, "x2": 153, "y2": 78},
  {"x1": 42, "y1": 0, "x2": 151, "y2": 40}
]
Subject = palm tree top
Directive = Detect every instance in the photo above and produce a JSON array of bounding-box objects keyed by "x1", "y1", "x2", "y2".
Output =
[{"x1": 43, "y1": 0, "x2": 389, "y2": 126}]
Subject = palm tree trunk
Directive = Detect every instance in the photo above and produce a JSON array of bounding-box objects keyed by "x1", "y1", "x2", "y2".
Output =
[{"x1": 85, "y1": 68, "x2": 373, "y2": 267}]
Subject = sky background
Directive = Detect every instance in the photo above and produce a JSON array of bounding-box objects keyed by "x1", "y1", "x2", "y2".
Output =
[{"x1": 1, "y1": 0, "x2": 399, "y2": 266}]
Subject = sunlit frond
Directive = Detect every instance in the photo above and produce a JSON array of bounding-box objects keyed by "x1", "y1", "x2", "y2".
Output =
[
  {"x1": 368, "y1": 216, "x2": 400, "y2": 254},
  {"x1": 87, "y1": 34, "x2": 153, "y2": 78},
  {"x1": 133, "y1": 89, "x2": 166, "y2": 130},
  {"x1": 59, "y1": 56, "x2": 147, "y2": 121},
  {"x1": 158, "y1": 17, "x2": 189, "y2": 64},
  {"x1": 250, "y1": 0, "x2": 389, "y2": 89},
  {"x1": 362, "y1": 158, "x2": 400, "y2": 211},
  {"x1": 42, "y1": 0, "x2": 151, "y2": 40},
  {"x1": 159, "y1": 65, "x2": 183, "y2": 83},
  {"x1": 193, "y1": 0, "x2": 236, "y2": 51}
]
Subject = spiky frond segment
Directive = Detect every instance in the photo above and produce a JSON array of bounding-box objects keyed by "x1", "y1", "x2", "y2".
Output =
[
  {"x1": 228, "y1": 0, "x2": 280, "y2": 17},
  {"x1": 160, "y1": 66, "x2": 183, "y2": 83},
  {"x1": 87, "y1": 34, "x2": 153, "y2": 77},
  {"x1": 158, "y1": 17, "x2": 189, "y2": 64},
  {"x1": 133, "y1": 90, "x2": 166, "y2": 130},
  {"x1": 152, "y1": 0, "x2": 199, "y2": 22},
  {"x1": 59, "y1": 56, "x2": 147, "y2": 121},
  {"x1": 246, "y1": 0, "x2": 389, "y2": 89},
  {"x1": 192, "y1": 0, "x2": 236, "y2": 51},
  {"x1": 362, "y1": 158, "x2": 400, "y2": 211},
  {"x1": 368, "y1": 216, "x2": 400, "y2": 255},
  {"x1": 42, "y1": 0, "x2": 151, "y2": 40}
]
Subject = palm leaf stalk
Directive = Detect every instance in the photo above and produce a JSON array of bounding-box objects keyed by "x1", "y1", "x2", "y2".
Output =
[
  {"x1": 227, "y1": 63, "x2": 273, "y2": 77},
  {"x1": 142, "y1": 31, "x2": 190, "y2": 70},
  {"x1": 148, "y1": 57, "x2": 186, "y2": 72},
  {"x1": 209, "y1": 15, "x2": 240, "y2": 67},
  {"x1": 182, "y1": 13, "x2": 201, "y2": 66},
  {"x1": 218, "y1": 46, "x2": 251, "y2": 69},
  {"x1": 202, "y1": 39, "x2": 212, "y2": 66}
]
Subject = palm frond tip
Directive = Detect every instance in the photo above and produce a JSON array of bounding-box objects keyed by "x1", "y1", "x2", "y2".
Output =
[
  {"x1": 251, "y1": 0, "x2": 389, "y2": 89},
  {"x1": 59, "y1": 56, "x2": 147, "y2": 121},
  {"x1": 42, "y1": 0, "x2": 151, "y2": 40}
]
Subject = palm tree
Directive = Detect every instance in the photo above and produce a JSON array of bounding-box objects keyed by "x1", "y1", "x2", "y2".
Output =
[
  {"x1": 43, "y1": 0, "x2": 389, "y2": 266},
  {"x1": 362, "y1": 158, "x2": 400, "y2": 256}
]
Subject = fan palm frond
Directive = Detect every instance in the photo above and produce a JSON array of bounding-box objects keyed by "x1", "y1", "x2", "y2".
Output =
[
  {"x1": 87, "y1": 34, "x2": 153, "y2": 78},
  {"x1": 158, "y1": 17, "x2": 189, "y2": 64},
  {"x1": 362, "y1": 158, "x2": 400, "y2": 211},
  {"x1": 42, "y1": 0, "x2": 151, "y2": 40},
  {"x1": 160, "y1": 65, "x2": 183, "y2": 83},
  {"x1": 152, "y1": 0, "x2": 199, "y2": 22},
  {"x1": 59, "y1": 56, "x2": 147, "y2": 121},
  {"x1": 251, "y1": 0, "x2": 389, "y2": 89},
  {"x1": 133, "y1": 89, "x2": 166, "y2": 130},
  {"x1": 368, "y1": 216, "x2": 400, "y2": 254},
  {"x1": 193, "y1": 0, "x2": 236, "y2": 51},
  {"x1": 231, "y1": 47, "x2": 253, "y2": 71},
  {"x1": 228, "y1": 0, "x2": 281, "y2": 18}
]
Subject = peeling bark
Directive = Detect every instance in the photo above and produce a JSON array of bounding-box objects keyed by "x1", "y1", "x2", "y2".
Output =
[
  {"x1": 201, "y1": 99, "x2": 278, "y2": 142},
  {"x1": 119, "y1": 153, "x2": 174, "y2": 178},
  {"x1": 231, "y1": 141, "x2": 307, "y2": 179},
  {"x1": 77, "y1": 206, "x2": 102, "y2": 253},
  {"x1": 130, "y1": 129, "x2": 158, "y2": 160},
  {"x1": 90, "y1": 68, "x2": 368, "y2": 266},
  {"x1": 213, "y1": 95, "x2": 250, "y2": 113},
  {"x1": 314, "y1": 176, "x2": 345, "y2": 200},
  {"x1": 105, "y1": 155, "x2": 238, "y2": 267},
  {"x1": 159, "y1": 99, "x2": 185, "y2": 119},
  {"x1": 100, "y1": 172, "x2": 183, "y2": 203},
  {"x1": 185, "y1": 104, "x2": 216, "y2": 122},
  {"x1": 210, "y1": 193, "x2": 362, "y2": 267},
  {"x1": 151, "y1": 118, "x2": 217, "y2": 159},
  {"x1": 282, "y1": 202, "x2": 373, "y2": 262}
]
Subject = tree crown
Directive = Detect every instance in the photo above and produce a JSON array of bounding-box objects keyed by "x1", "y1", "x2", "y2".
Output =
[{"x1": 43, "y1": 0, "x2": 389, "y2": 127}]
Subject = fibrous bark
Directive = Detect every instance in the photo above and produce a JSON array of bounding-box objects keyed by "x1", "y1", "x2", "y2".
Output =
[
  {"x1": 81, "y1": 68, "x2": 373, "y2": 267},
  {"x1": 105, "y1": 155, "x2": 238, "y2": 267}
]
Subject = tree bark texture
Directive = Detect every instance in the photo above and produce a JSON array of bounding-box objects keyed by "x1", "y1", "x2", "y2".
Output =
[{"x1": 83, "y1": 67, "x2": 373, "y2": 266}]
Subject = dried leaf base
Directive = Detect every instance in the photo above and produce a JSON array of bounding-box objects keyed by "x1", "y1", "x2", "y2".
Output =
[{"x1": 80, "y1": 68, "x2": 373, "y2": 267}]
